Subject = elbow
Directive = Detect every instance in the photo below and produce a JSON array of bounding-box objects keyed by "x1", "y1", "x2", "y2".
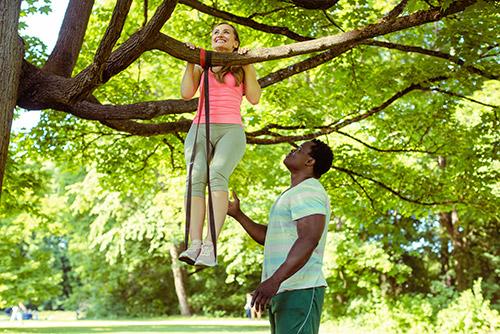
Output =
[
  {"x1": 181, "y1": 89, "x2": 194, "y2": 100},
  {"x1": 247, "y1": 91, "x2": 261, "y2": 105},
  {"x1": 248, "y1": 96, "x2": 260, "y2": 105}
]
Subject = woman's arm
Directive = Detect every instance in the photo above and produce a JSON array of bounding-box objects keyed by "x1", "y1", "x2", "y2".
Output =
[
  {"x1": 242, "y1": 64, "x2": 261, "y2": 105},
  {"x1": 181, "y1": 63, "x2": 202, "y2": 100}
]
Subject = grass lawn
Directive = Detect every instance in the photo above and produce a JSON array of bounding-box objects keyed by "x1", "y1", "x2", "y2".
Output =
[
  {"x1": 0, "y1": 312, "x2": 372, "y2": 334},
  {"x1": 0, "y1": 318, "x2": 270, "y2": 334},
  {"x1": 0, "y1": 317, "x2": 367, "y2": 334}
]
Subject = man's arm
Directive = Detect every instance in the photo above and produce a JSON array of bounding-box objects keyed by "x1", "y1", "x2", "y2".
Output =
[
  {"x1": 251, "y1": 214, "x2": 326, "y2": 312},
  {"x1": 228, "y1": 191, "x2": 267, "y2": 245}
]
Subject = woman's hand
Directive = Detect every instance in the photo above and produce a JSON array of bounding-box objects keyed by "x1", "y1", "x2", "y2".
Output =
[
  {"x1": 238, "y1": 47, "x2": 249, "y2": 55},
  {"x1": 185, "y1": 42, "x2": 196, "y2": 50}
]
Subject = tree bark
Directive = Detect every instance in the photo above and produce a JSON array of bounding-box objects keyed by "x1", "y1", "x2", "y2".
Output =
[
  {"x1": 438, "y1": 210, "x2": 472, "y2": 291},
  {"x1": 0, "y1": 0, "x2": 23, "y2": 196},
  {"x1": 43, "y1": 0, "x2": 95, "y2": 77},
  {"x1": 168, "y1": 243, "x2": 191, "y2": 316}
]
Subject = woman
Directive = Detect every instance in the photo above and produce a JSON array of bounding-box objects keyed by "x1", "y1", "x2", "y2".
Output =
[{"x1": 179, "y1": 23, "x2": 261, "y2": 267}]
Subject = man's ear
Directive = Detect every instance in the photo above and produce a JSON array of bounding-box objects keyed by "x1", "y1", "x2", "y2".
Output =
[{"x1": 305, "y1": 157, "x2": 316, "y2": 168}]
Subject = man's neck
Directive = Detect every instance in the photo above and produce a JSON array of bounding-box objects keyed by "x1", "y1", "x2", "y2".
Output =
[{"x1": 290, "y1": 172, "x2": 315, "y2": 187}]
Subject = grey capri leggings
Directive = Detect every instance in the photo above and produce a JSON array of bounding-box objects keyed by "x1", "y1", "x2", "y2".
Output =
[{"x1": 184, "y1": 123, "x2": 246, "y2": 198}]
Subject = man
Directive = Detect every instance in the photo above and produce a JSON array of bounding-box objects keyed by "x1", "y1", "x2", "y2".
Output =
[{"x1": 228, "y1": 139, "x2": 333, "y2": 334}]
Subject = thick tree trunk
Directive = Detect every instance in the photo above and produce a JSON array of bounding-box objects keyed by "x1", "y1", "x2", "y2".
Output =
[
  {"x1": 439, "y1": 233, "x2": 451, "y2": 286},
  {"x1": 438, "y1": 211, "x2": 471, "y2": 291},
  {"x1": 0, "y1": 0, "x2": 23, "y2": 196},
  {"x1": 168, "y1": 243, "x2": 191, "y2": 316}
]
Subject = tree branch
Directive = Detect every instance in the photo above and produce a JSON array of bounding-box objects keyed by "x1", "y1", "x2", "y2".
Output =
[
  {"x1": 248, "y1": 6, "x2": 295, "y2": 19},
  {"x1": 332, "y1": 165, "x2": 461, "y2": 206},
  {"x1": 162, "y1": 138, "x2": 181, "y2": 170},
  {"x1": 66, "y1": 99, "x2": 197, "y2": 121},
  {"x1": 71, "y1": 0, "x2": 133, "y2": 100},
  {"x1": 178, "y1": 0, "x2": 311, "y2": 41},
  {"x1": 246, "y1": 76, "x2": 447, "y2": 144},
  {"x1": 326, "y1": 77, "x2": 446, "y2": 130},
  {"x1": 259, "y1": 43, "x2": 355, "y2": 88},
  {"x1": 74, "y1": 76, "x2": 448, "y2": 140},
  {"x1": 382, "y1": 0, "x2": 409, "y2": 21},
  {"x1": 151, "y1": 0, "x2": 479, "y2": 66},
  {"x1": 290, "y1": 0, "x2": 339, "y2": 10},
  {"x1": 100, "y1": 119, "x2": 191, "y2": 136},
  {"x1": 427, "y1": 87, "x2": 499, "y2": 108},
  {"x1": 142, "y1": 0, "x2": 178, "y2": 37},
  {"x1": 336, "y1": 130, "x2": 442, "y2": 154},
  {"x1": 143, "y1": 0, "x2": 149, "y2": 27},
  {"x1": 363, "y1": 40, "x2": 499, "y2": 80},
  {"x1": 43, "y1": 0, "x2": 477, "y2": 101},
  {"x1": 132, "y1": 142, "x2": 161, "y2": 173},
  {"x1": 347, "y1": 173, "x2": 377, "y2": 211},
  {"x1": 68, "y1": 0, "x2": 178, "y2": 93},
  {"x1": 43, "y1": 0, "x2": 95, "y2": 77},
  {"x1": 18, "y1": 0, "x2": 481, "y2": 134},
  {"x1": 322, "y1": 10, "x2": 345, "y2": 32},
  {"x1": 18, "y1": 42, "x2": 353, "y2": 119}
]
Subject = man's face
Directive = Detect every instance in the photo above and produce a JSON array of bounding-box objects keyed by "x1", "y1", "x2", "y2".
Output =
[{"x1": 284, "y1": 141, "x2": 315, "y2": 171}]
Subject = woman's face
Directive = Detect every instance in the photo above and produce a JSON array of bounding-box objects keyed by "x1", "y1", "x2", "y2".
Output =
[{"x1": 211, "y1": 24, "x2": 239, "y2": 52}]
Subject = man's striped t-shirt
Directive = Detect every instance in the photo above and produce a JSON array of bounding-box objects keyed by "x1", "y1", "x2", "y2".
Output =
[{"x1": 262, "y1": 178, "x2": 330, "y2": 294}]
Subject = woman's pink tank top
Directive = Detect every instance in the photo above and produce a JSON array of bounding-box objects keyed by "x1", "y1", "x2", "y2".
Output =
[{"x1": 193, "y1": 70, "x2": 244, "y2": 124}]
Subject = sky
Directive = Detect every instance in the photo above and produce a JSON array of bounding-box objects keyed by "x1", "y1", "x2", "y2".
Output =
[{"x1": 12, "y1": 0, "x2": 69, "y2": 132}]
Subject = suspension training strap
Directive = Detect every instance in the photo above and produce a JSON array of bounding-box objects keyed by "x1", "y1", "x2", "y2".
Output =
[
  {"x1": 185, "y1": 49, "x2": 217, "y2": 259},
  {"x1": 203, "y1": 51, "x2": 217, "y2": 258}
]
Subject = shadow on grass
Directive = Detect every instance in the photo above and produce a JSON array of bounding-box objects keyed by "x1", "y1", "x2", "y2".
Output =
[{"x1": 1, "y1": 324, "x2": 269, "y2": 333}]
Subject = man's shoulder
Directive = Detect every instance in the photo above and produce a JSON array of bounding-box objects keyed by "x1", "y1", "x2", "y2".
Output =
[
  {"x1": 298, "y1": 178, "x2": 328, "y2": 195},
  {"x1": 284, "y1": 178, "x2": 329, "y2": 205}
]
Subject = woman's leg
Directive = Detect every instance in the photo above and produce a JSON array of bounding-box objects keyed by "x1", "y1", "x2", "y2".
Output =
[
  {"x1": 180, "y1": 125, "x2": 209, "y2": 264},
  {"x1": 205, "y1": 124, "x2": 245, "y2": 242},
  {"x1": 195, "y1": 125, "x2": 245, "y2": 266},
  {"x1": 205, "y1": 190, "x2": 229, "y2": 240},
  {"x1": 187, "y1": 195, "x2": 205, "y2": 241}
]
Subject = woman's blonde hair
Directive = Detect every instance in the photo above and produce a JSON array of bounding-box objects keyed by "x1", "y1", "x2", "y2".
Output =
[{"x1": 212, "y1": 22, "x2": 244, "y2": 86}]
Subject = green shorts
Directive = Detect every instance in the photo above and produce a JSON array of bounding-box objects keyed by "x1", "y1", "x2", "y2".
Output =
[{"x1": 269, "y1": 286, "x2": 325, "y2": 334}]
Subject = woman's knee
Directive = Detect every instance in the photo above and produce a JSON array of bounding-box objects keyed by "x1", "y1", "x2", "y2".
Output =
[{"x1": 209, "y1": 170, "x2": 229, "y2": 192}]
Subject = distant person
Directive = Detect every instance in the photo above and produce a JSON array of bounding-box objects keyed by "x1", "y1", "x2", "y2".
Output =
[
  {"x1": 245, "y1": 293, "x2": 252, "y2": 318},
  {"x1": 10, "y1": 302, "x2": 26, "y2": 321},
  {"x1": 9, "y1": 305, "x2": 20, "y2": 321},
  {"x1": 251, "y1": 305, "x2": 262, "y2": 320},
  {"x1": 228, "y1": 139, "x2": 333, "y2": 334}
]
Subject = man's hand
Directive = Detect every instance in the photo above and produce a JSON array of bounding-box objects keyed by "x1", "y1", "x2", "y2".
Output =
[
  {"x1": 227, "y1": 191, "x2": 242, "y2": 218},
  {"x1": 251, "y1": 277, "x2": 280, "y2": 313}
]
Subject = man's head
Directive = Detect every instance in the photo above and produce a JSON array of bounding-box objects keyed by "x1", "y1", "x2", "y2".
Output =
[{"x1": 284, "y1": 139, "x2": 333, "y2": 178}]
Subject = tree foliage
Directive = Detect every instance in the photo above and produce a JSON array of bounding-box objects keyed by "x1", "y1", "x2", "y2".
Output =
[{"x1": 1, "y1": 0, "x2": 499, "y2": 328}]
